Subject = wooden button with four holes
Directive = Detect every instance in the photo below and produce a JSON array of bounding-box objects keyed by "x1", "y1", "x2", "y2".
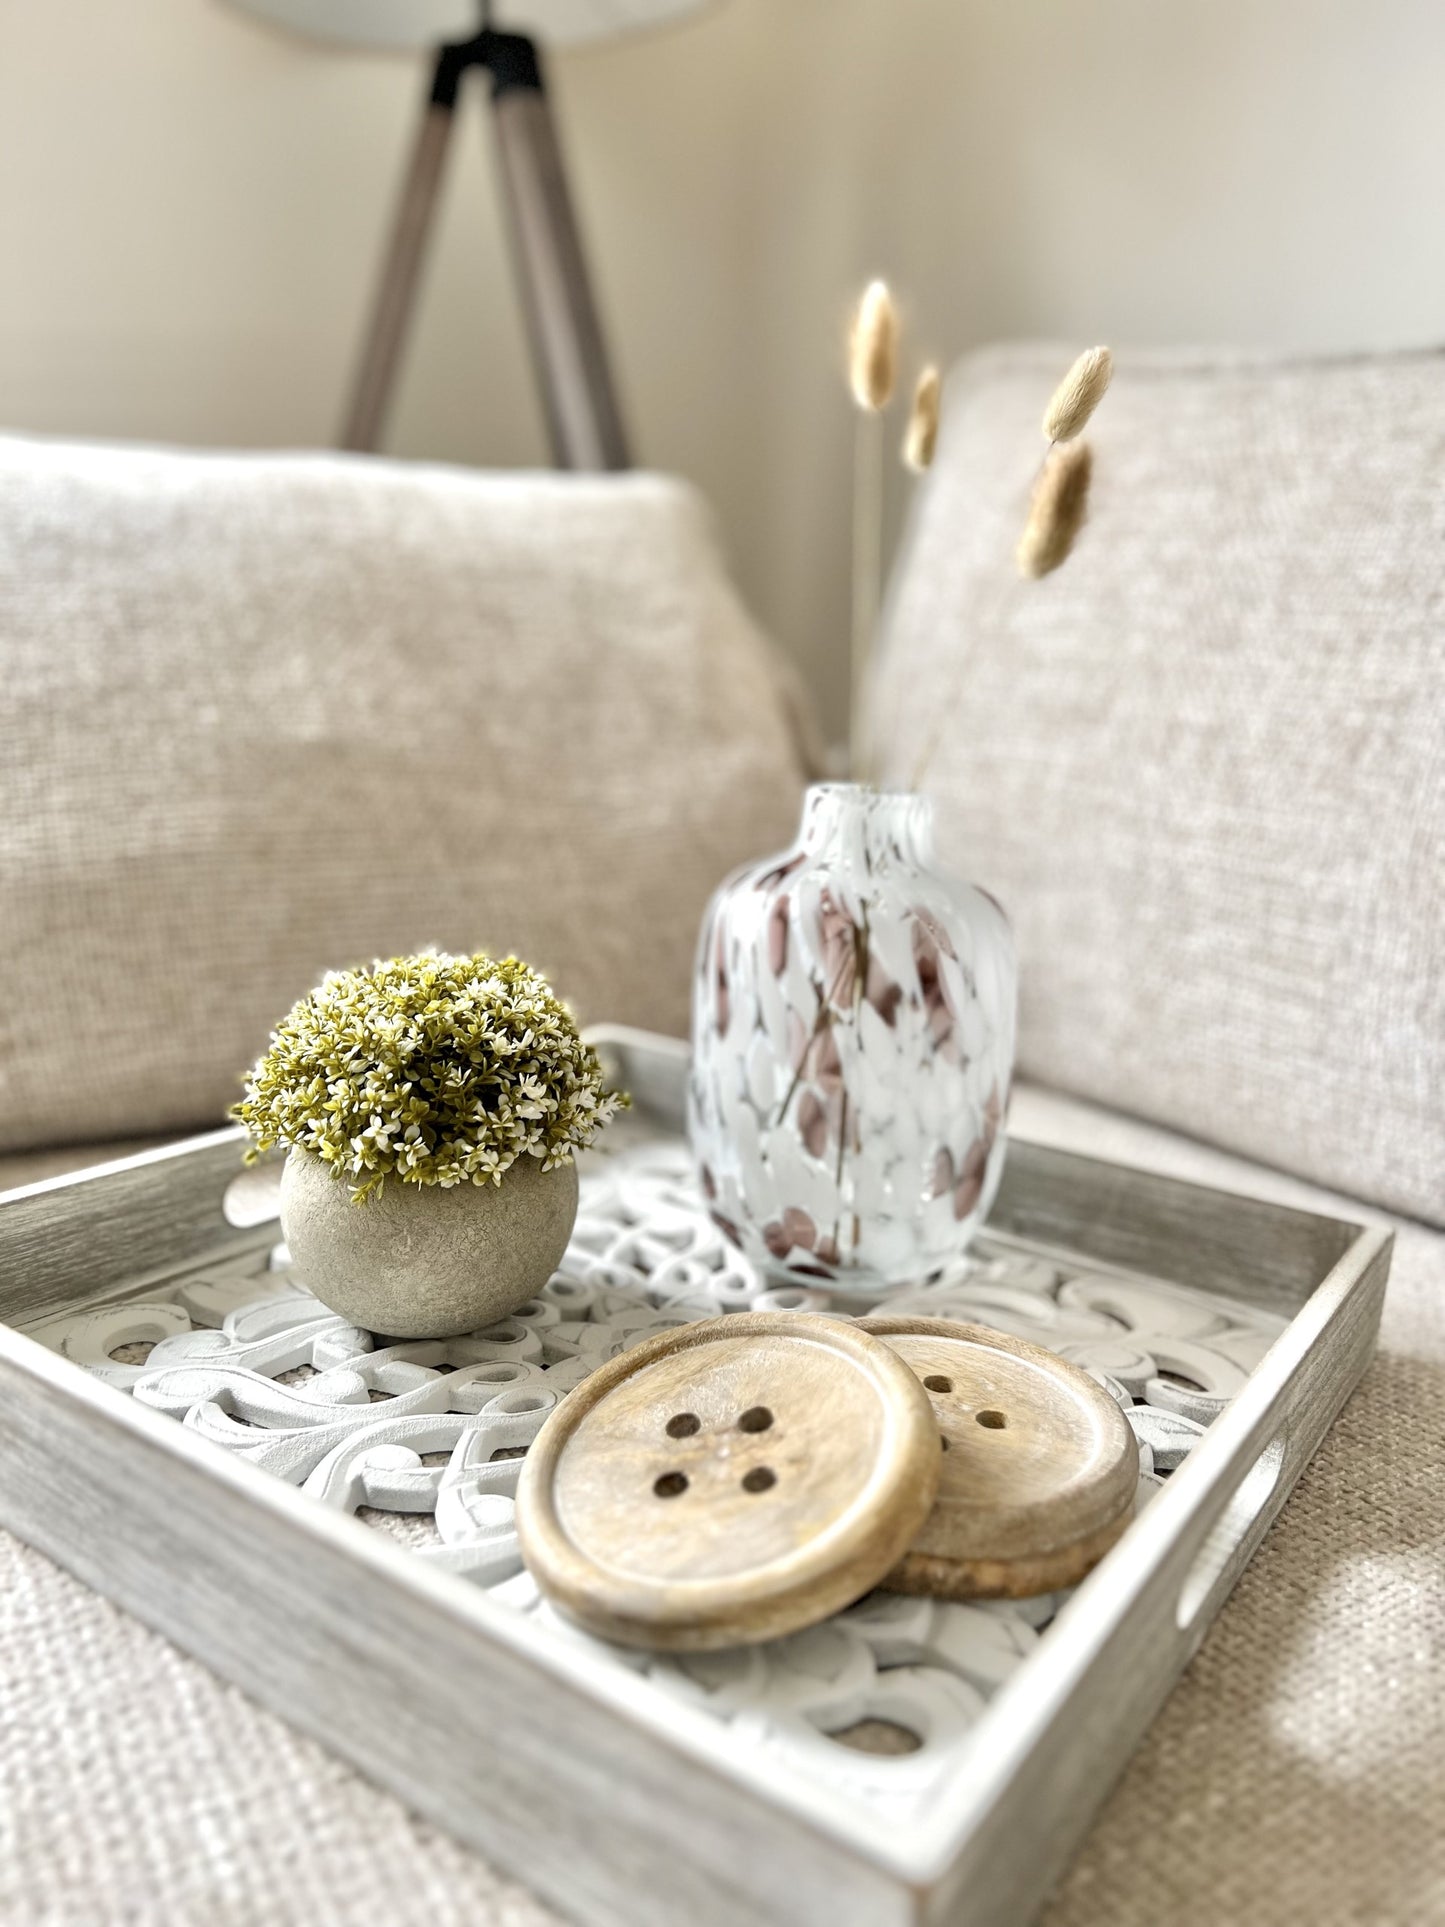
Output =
[
  {"x1": 515, "y1": 1313, "x2": 942, "y2": 1650},
  {"x1": 857, "y1": 1316, "x2": 1139, "y2": 1600}
]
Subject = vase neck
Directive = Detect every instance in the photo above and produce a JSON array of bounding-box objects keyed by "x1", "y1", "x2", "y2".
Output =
[{"x1": 798, "y1": 784, "x2": 935, "y2": 872}]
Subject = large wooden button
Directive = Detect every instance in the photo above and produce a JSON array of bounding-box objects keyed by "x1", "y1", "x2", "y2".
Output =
[
  {"x1": 857, "y1": 1317, "x2": 1139, "y2": 1600},
  {"x1": 516, "y1": 1313, "x2": 941, "y2": 1650}
]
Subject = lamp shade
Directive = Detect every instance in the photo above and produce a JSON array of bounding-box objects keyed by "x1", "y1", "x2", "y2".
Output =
[{"x1": 220, "y1": 0, "x2": 714, "y2": 51}]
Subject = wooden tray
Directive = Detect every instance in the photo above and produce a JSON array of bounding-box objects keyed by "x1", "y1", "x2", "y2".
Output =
[{"x1": 0, "y1": 1028, "x2": 1391, "y2": 1927}]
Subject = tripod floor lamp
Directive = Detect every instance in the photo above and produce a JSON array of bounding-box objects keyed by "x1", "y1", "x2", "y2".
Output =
[{"x1": 221, "y1": 0, "x2": 714, "y2": 470}]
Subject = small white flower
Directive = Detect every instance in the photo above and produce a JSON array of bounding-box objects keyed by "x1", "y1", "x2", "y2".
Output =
[{"x1": 233, "y1": 949, "x2": 626, "y2": 1198}]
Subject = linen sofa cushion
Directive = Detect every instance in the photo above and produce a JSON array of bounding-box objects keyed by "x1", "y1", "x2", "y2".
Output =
[
  {"x1": 877, "y1": 346, "x2": 1444, "y2": 1223},
  {"x1": 0, "y1": 436, "x2": 806, "y2": 1153}
]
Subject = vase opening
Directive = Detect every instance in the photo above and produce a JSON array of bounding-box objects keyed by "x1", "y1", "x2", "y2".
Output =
[{"x1": 799, "y1": 783, "x2": 936, "y2": 873}]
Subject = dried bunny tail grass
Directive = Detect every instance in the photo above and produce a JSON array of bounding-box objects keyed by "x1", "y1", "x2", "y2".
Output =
[
  {"x1": 1043, "y1": 345, "x2": 1113, "y2": 443},
  {"x1": 903, "y1": 364, "x2": 942, "y2": 471},
  {"x1": 1017, "y1": 440, "x2": 1093, "y2": 578},
  {"x1": 849, "y1": 279, "x2": 900, "y2": 412}
]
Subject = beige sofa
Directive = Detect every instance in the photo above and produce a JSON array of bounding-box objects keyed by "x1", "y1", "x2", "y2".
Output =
[{"x1": 1, "y1": 358, "x2": 1440, "y2": 1924}]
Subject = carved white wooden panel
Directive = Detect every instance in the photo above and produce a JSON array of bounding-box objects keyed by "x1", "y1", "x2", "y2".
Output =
[{"x1": 30, "y1": 1140, "x2": 1286, "y2": 1822}]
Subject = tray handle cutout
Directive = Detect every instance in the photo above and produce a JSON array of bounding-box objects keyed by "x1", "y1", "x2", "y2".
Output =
[{"x1": 1175, "y1": 1430, "x2": 1287, "y2": 1631}]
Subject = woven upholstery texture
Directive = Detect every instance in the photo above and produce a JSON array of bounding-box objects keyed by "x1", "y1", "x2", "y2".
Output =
[
  {"x1": 0, "y1": 436, "x2": 806, "y2": 1154},
  {"x1": 877, "y1": 347, "x2": 1445, "y2": 1223},
  {"x1": 2, "y1": 1090, "x2": 1440, "y2": 1926}
]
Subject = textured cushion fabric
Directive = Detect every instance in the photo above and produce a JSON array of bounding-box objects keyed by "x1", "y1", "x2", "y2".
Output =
[
  {"x1": 1, "y1": 1090, "x2": 1440, "y2": 1925},
  {"x1": 0, "y1": 436, "x2": 806, "y2": 1153},
  {"x1": 876, "y1": 346, "x2": 1445, "y2": 1223}
]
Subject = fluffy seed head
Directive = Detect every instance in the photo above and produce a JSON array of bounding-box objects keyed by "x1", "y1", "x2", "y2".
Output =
[
  {"x1": 848, "y1": 279, "x2": 899, "y2": 412},
  {"x1": 903, "y1": 365, "x2": 942, "y2": 472},
  {"x1": 1043, "y1": 346, "x2": 1113, "y2": 442},
  {"x1": 1017, "y1": 440, "x2": 1093, "y2": 578}
]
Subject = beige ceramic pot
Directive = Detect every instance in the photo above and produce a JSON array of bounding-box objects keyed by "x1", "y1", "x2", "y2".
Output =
[{"x1": 279, "y1": 1148, "x2": 579, "y2": 1339}]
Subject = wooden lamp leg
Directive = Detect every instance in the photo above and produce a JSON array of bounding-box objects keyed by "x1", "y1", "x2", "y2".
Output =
[
  {"x1": 340, "y1": 30, "x2": 631, "y2": 471},
  {"x1": 484, "y1": 34, "x2": 630, "y2": 471},
  {"x1": 340, "y1": 69, "x2": 456, "y2": 453}
]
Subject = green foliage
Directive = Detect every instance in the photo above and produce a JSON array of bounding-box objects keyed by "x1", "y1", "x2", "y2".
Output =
[{"x1": 234, "y1": 951, "x2": 625, "y2": 1201}]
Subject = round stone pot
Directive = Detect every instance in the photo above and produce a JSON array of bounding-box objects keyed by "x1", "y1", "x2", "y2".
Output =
[{"x1": 279, "y1": 1148, "x2": 579, "y2": 1339}]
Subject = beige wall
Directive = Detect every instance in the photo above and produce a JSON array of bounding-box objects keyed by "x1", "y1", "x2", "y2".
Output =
[{"x1": 3, "y1": 0, "x2": 1441, "y2": 737}]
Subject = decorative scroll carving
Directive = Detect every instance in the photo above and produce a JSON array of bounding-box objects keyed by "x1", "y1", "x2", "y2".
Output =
[{"x1": 33, "y1": 1139, "x2": 1284, "y2": 1820}]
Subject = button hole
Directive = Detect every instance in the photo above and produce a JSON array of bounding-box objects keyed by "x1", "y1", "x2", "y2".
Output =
[
  {"x1": 741, "y1": 1467, "x2": 776, "y2": 1494},
  {"x1": 738, "y1": 1406, "x2": 773, "y2": 1433},
  {"x1": 923, "y1": 1375, "x2": 953, "y2": 1394},
  {"x1": 665, "y1": 1412, "x2": 700, "y2": 1438},
  {"x1": 653, "y1": 1472, "x2": 688, "y2": 1498},
  {"x1": 976, "y1": 1409, "x2": 1007, "y2": 1429}
]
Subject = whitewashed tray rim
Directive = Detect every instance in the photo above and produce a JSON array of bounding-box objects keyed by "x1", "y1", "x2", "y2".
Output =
[{"x1": 0, "y1": 1038, "x2": 1392, "y2": 1924}]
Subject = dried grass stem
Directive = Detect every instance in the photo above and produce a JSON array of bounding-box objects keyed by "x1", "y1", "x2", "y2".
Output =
[{"x1": 851, "y1": 407, "x2": 884, "y2": 776}]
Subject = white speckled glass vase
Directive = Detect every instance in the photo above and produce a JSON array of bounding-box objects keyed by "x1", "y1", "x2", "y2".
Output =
[{"x1": 688, "y1": 783, "x2": 1018, "y2": 1295}]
